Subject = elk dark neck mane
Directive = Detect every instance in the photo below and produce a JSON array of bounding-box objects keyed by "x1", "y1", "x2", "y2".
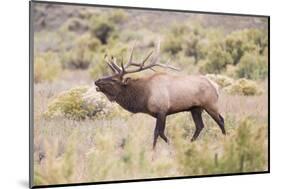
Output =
[{"x1": 115, "y1": 79, "x2": 149, "y2": 113}]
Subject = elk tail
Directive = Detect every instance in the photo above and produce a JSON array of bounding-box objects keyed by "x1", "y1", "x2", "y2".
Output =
[{"x1": 205, "y1": 76, "x2": 219, "y2": 98}]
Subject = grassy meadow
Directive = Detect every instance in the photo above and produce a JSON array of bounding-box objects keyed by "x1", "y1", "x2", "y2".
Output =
[{"x1": 32, "y1": 2, "x2": 269, "y2": 186}]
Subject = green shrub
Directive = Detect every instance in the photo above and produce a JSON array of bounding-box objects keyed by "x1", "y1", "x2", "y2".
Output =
[
  {"x1": 236, "y1": 52, "x2": 268, "y2": 80},
  {"x1": 224, "y1": 78, "x2": 262, "y2": 96},
  {"x1": 77, "y1": 7, "x2": 100, "y2": 20},
  {"x1": 163, "y1": 23, "x2": 206, "y2": 64},
  {"x1": 89, "y1": 54, "x2": 108, "y2": 79},
  {"x1": 162, "y1": 25, "x2": 185, "y2": 55},
  {"x1": 163, "y1": 35, "x2": 183, "y2": 55},
  {"x1": 89, "y1": 65, "x2": 107, "y2": 79},
  {"x1": 224, "y1": 31, "x2": 246, "y2": 65},
  {"x1": 90, "y1": 16, "x2": 115, "y2": 44},
  {"x1": 44, "y1": 86, "x2": 114, "y2": 120},
  {"x1": 108, "y1": 10, "x2": 128, "y2": 24},
  {"x1": 199, "y1": 28, "x2": 268, "y2": 75},
  {"x1": 61, "y1": 48, "x2": 93, "y2": 70},
  {"x1": 60, "y1": 34, "x2": 101, "y2": 70},
  {"x1": 218, "y1": 118, "x2": 267, "y2": 172},
  {"x1": 118, "y1": 29, "x2": 146, "y2": 43},
  {"x1": 57, "y1": 26, "x2": 77, "y2": 52},
  {"x1": 183, "y1": 24, "x2": 206, "y2": 64},
  {"x1": 76, "y1": 33, "x2": 101, "y2": 52},
  {"x1": 225, "y1": 30, "x2": 256, "y2": 65},
  {"x1": 246, "y1": 29, "x2": 268, "y2": 55},
  {"x1": 224, "y1": 29, "x2": 267, "y2": 65},
  {"x1": 60, "y1": 17, "x2": 89, "y2": 33},
  {"x1": 34, "y1": 52, "x2": 61, "y2": 83},
  {"x1": 175, "y1": 117, "x2": 267, "y2": 175},
  {"x1": 199, "y1": 46, "x2": 233, "y2": 74}
]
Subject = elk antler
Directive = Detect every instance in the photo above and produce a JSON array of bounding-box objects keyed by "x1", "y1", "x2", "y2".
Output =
[
  {"x1": 104, "y1": 54, "x2": 122, "y2": 73},
  {"x1": 104, "y1": 41, "x2": 179, "y2": 76}
]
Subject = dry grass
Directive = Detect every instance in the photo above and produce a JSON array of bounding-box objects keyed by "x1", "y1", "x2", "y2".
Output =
[{"x1": 33, "y1": 70, "x2": 268, "y2": 186}]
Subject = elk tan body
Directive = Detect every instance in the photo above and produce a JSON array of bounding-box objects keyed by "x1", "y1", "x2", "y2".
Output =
[
  {"x1": 95, "y1": 42, "x2": 225, "y2": 149},
  {"x1": 115, "y1": 73, "x2": 219, "y2": 116}
]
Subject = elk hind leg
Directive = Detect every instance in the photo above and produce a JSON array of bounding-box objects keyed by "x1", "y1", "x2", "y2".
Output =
[
  {"x1": 190, "y1": 107, "x2": 205, "y2": 142},
  {"x1": 205, "y1": 106, "x2": 226, "y2": 135}
]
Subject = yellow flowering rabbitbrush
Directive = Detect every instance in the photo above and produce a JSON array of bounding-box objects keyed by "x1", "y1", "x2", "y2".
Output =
[{"x1": 44, "y1": 86, "x2": 114, "y2": 120}]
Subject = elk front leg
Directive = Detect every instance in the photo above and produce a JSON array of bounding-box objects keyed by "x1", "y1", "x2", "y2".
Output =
[
  {"x1": 153, "y1": 113, "x2": 168, "y2": 149},
  {"x1": 190, "y1": 107, "x2": 204, "y2": 142}
]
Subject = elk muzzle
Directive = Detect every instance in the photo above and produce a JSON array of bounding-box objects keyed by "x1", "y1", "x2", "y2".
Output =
[{"x1": 95, "y1": 79, "x2": 101, "y2": 92}]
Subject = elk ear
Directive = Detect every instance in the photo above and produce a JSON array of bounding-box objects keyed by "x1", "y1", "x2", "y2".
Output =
[{"x1": 122, "y1": 77, "x2": 131, "y2": 85}]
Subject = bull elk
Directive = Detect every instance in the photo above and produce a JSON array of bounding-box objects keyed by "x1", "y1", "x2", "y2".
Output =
[{"x1": 95, "y1": 41, "x2": 226, "y2": 149}]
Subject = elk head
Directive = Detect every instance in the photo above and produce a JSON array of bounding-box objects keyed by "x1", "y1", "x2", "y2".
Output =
[{"x1": 95, "y1": 41, "x2": 179, "y2": 101}]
